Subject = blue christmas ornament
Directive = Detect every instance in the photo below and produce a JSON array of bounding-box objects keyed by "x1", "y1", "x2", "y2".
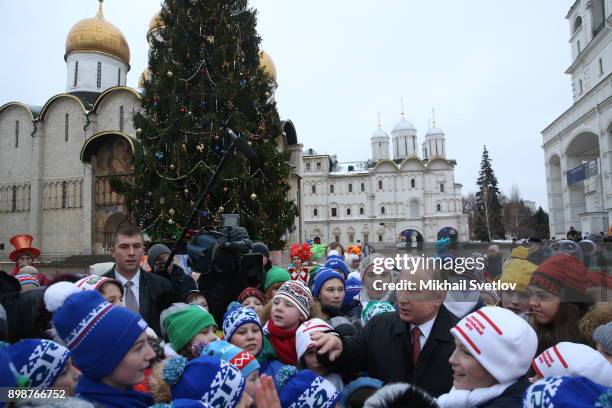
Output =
[
  {"x1": 240, "y1": 79, "x2": 247, "y2": 87},
  {"x1": 155, "y1": 151, "x2": 164, "y2": 160}
]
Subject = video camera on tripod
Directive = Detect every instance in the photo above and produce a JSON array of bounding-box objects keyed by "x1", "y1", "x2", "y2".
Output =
[{"x1": 186, "y1": 214, "x2": 264, "y2": 286}]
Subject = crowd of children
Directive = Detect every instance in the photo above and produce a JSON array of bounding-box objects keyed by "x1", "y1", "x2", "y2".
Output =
[{"x1": 0, "y1": 232, "x2": 611, "y2": 407}]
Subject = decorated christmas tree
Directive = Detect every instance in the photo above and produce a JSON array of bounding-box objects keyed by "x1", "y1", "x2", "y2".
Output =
[{"x1": 122, "y1": 0, "x2": 298, "y2": 249}]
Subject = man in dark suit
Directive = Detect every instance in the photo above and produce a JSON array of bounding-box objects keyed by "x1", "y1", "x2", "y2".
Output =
[
  {"x1": 313, "y1": 264, "x2": 458, "y2": 397},
  {"x1": 102, "y1": 224, "x2": 178, "y2": 336}
]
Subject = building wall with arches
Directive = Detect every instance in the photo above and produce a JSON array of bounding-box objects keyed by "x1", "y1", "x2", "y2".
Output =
[{"x1": 543, "y1": 2, "x2": 612, "y2": 237}]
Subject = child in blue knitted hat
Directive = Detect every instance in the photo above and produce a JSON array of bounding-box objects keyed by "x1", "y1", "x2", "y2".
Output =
[
  {"x1": 274, "y1": 365, "x2": 340, "y2": 408},
  {"x1": 223, "y1": 301, "x2": 284, "y2": 378},
  {"x1": 150, "y1": 355, "x2": 252, "y2": 408},
  {"x1": 45, "y1": 282, "x2": 156, "y2": 408},
  {"x1": 8, "y1": 338, "x2": 80, "y2": 396}
]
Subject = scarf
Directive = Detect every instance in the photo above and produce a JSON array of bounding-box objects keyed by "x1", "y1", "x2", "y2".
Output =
[
  {"x1": 436, "y1": 382, "x2": 513, "y2": 408},
  {"x1": 358, "y1": 289, "x2": 392, "y2": 309},
  {"x1": 264, "y1": 319, "x2": 298, "y2": 365},
  {"x1": 76, "y1": 376, "x2": 154, "y2": 408}
]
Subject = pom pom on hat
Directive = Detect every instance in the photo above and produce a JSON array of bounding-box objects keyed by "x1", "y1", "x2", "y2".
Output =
[
  {"x1": 226, "y1": 301, "x2": 242, "y2": 314},
  {"x1": 44, "y1": 282, "x2": 80, "y2": 312},
  {"x1": 327, "y1": 250, "x2": 340, "y2": 257},
  {"x1": 275, "y1": 365, "x2": 299, "y2": 390},
  {"x1": 275, "y1": 366, "x2": 341, "y2": 408},
  {"x1": 163, "y1": 355, "x2": 189, "y2": 386},
  {"x1": 593, "y1": 321, "x2": 612, "y2": 355}
]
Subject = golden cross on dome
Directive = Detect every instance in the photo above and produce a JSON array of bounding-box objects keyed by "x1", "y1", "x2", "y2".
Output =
[
  {"x1": 377, "y1": 112, "x2": 381, "y2": 128},
  {"x1": 400, "y1": 97, "x2": 406, "y2": 118},
  {"x1": 432, "y1": 107, "x2": 437, "y2": 127}
]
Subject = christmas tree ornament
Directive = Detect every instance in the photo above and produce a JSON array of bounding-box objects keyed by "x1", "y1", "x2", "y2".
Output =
[
  {"x1": 169, "y1": 208, "x2": 175, "y2": 216},
  {"x1": 184, "y1": 189, "x2": 189, "y2": 194},
  {"x1": 223, "y1": 187, "x2": 228, "y2": 192},
  {"x1": 167, "y1": 71, "x2": 174, "y2": 78},
  {"x1": 136, "y1": 128, "x2": 142, "y2": 135},
  {"x1": 180, "y1": 107, "x2": 188, "y2": 114},
  {"x1": 168, "y1": 219, "x2": 174, "y2": 224},
  {"x1": 219, "y1": 206, "x2": 224, "y2": 212},
  {"x1": 169, "y1": 164, "x2": 175, "y2": 170},
  {"x1": 155, "y1": 151, "x2": 164, "y2": 160},
  {"x1": 207, "y1": 35, "x2": 215, "y2": 44},
  {"x1": 250, "y1": 193, "x2": 257, "y2": 200},
  {"x1": 200, "y1": 100, "x2": 208, "y2": 109}
]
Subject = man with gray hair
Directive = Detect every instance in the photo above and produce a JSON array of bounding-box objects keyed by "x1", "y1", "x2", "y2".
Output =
[{"x1": 312, "y1": 260, "x2": 457, "y2": 397}]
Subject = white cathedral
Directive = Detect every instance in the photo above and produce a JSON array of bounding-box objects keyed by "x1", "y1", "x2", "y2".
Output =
[
  {"x1": 543, "y1": 0, "x2": 611, "y2": 238},
  {"x1": 301, "y1": 113, "x2": 469, "y2": 246},
  {"x1": 0, "y1": 0, "x2": 303, "y2": 263}
]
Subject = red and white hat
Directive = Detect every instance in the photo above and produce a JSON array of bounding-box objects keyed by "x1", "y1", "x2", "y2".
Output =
[
  {"x1": 75, "y1": 275, "x2": 120, "y2": 292},
  {"x1": 295, "y1": 318, "x2": 335, "y2": 361},
  {"x1": 532, "y1": 342, "x2": 612, "y2": 387},
  {"x1": 451, "y1": 306, "x2": 537, "y2": 384}
]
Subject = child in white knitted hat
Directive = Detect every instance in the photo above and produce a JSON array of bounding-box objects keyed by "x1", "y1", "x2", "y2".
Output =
[{"x1": 437, "y1": 306, "x2": 538, "y2": 408}]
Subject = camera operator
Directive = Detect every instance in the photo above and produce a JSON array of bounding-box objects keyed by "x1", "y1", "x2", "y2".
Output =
[
  {"x1": 191, "y1": 217, "x2": 263, "y2": 324},
  {"x1": 147, "y1": 244, "x2": 197, "y2": 301}
]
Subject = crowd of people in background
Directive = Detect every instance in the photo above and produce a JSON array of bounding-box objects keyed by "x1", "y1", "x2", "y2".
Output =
[{"x1": 0, "y1": 224, "x2": 611, "y2": 407}]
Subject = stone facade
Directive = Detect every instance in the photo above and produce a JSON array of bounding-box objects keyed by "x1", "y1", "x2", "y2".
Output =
[{"x1": 543, "y1": 0, "x2": 612, "y2": 238}]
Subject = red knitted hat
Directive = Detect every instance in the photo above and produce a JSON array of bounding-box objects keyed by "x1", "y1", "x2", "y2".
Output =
[
  {"x1": 529, "y1": 254, "x2": 589, "y2": 298},
  {"x1": 237, "y1": 287, "x2": 267, "y2": 305}
]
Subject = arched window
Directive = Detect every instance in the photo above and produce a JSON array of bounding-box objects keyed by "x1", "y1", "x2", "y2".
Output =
[
  {"x1": 573, "y1": 16, "x2": 582, "y2": 34},
  {"x1": 436, "y1": 203, "x2": 441, "y2": 212},
  {"x1": 411, "y1": 178, "x2": 415, "y2": 188},
  {"x1": 306, "y1": 162, "x2": 311, "y2": 171},
  {"x1": 378, "y1": 180, "x2": 383, "y2": 190},
  {"x1": 424, "y1": 148, "x2": 428, "y2": 159},
  {"x1": 579, "y1": 79, "x2": 583, "y2": 94},
  {"x1": 381, "y1": 206, "x2": 385, "y2": 214},
  {"x1": 360, "y1": 207, "x2": 364, "y2": 215},
  {"x1": 65, "y1": 113, "x2": 69, "y2": 142},
  {"x1": 119, "y1": 106, "x2": 124, "y2": 131},
  {"x1": 313, "y1": 208, "x2": 318, "y2": 217},
  {"x1": 410, "y1": 200, "x2": 419, "y2": 218},
  {"x1": 117, "y1": 68, "x2": 122, "y2": 86},
  {"x1": 74, "y1": 61, "x2": 79, "y2": 87},
  {"x1": 14, "y1": 121, "x2": 19, "y2": 148},
  {"x1": 440, "y1": 183, "x2": 445, "y2": 193},
  {"x1": 360, "y1": 182, "x2": 365, "y2": 192},
  {"x1": 348, "y1": 183, "x2": 352, "y2": 193},
  {"x1": 346, "y1": 208, "x2": 351, "y2": 216},
  {"x1": 97, "y1": 62, "x2": 102, "y2": 88},
  {"x1": 330, "y1": 184, "x2": 334, "y2": 193},
  {"x1": 311, "y1": 184, "x2": 316, "y2": 194}
]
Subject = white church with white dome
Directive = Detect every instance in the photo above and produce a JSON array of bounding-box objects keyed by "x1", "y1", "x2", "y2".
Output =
[
  {"x1": 0, "y1": 0, "x2": 303, "y2": 262},
  {"x1": 301, "y1": 112, "x2": 469, "y2": 246}
]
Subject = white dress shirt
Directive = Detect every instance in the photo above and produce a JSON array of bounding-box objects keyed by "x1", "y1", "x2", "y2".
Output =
[
  {"x1": 410, "y1": 314, "x2": 437, "y2": 349},
  {"x1": 114, "y1": 269, "x2": 141, "y2": 307}
]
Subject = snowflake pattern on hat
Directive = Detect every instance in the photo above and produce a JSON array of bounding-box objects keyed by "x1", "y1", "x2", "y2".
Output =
[{"x1": 201, "y1": 359, "x2": 244, "y2": 407}]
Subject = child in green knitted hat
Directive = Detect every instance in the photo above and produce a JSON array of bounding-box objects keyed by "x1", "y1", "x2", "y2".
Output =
[
  {"x1": 164, "y1": 304, "x2": 218, "y2": 359},
  {"x1": 263, "y1": 266, "x2": 291, "y2": 301}
]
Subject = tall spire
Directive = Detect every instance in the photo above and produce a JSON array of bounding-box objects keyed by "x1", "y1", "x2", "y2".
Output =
[
  {"x1": 432, "y1": 106, "x2": 437, "y2": 127},
  {"x1": 96, "y1": 0, "x2": 104, "y2": 19},
  {"x1": 400, "y1": 97, "x2": 405, "y2": 117},
  {"x1": 377, "y1": 112, "x2": 381, "y2": 128}
]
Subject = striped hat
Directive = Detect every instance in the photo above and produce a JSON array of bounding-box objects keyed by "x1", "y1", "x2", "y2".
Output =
[
  {"x1": 50, "y1": 289, "x2": 148, "y2": 381},
  {"x1": 15, "y1": 273, "x2": 40, "y2": 288},
  {"x1": 75, "y1": 275, "x2": 121, "y2": 293},
  {"x1": 532, "y1": 342, "x2": 612, "y2": 387},
  {"x1": 202, "y1": 340, "x2": 260, "y2": 379},
  {"x1": 273, "y1": 281, "x2": 313, "y2": 320},
  {"x1": 450, "y1": 306, "x2": 537, "y2": 383}
]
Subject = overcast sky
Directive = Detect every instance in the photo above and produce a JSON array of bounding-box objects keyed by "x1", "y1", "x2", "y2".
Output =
[{"x1": 0, "y1": 0, "x2": 574, "y2": 210}]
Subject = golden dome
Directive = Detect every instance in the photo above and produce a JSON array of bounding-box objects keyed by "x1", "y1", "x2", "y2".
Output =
[
  {"x1": 138, "y1": 68, "x2": 151, "y2": 88},
  {"x1": 65, "y1": 0, "x2": 130, "y2": 64},
  {"x1": 259, "y1": 51, "x2": 277, "y2": 83},
  {"x1": 148, "y1": 10, "x2": 166, "y2": 35}
]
